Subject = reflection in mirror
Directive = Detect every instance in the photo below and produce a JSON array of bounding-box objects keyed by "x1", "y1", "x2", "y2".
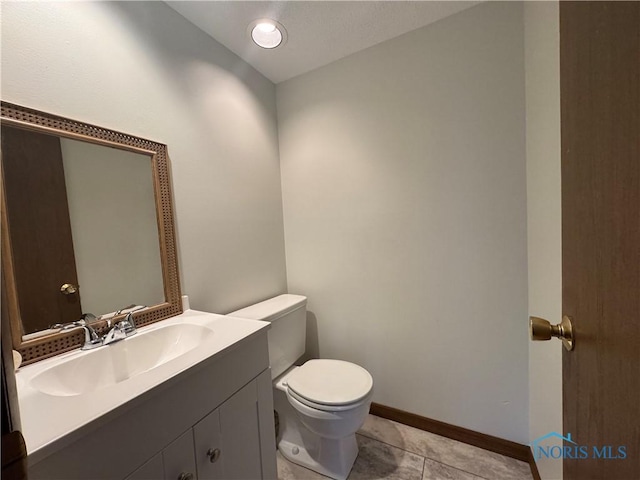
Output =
[
  {"x1": 60, "y1": 136, "x2": 163, "y2": 324},
  {"x1": 1, "y1": 101, "x2": 182, "y2": 364},
  {"x1": 2, "y1": 126, "x2": 165, "y2": 338}
]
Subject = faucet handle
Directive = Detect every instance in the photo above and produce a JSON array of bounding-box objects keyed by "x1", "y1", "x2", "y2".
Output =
[
  {"x1": 119, "y1": 312, "x2": 137, "y2": 336},
  {"x1": 79, "y1": 324, "x2": 102, "y2": 350}
]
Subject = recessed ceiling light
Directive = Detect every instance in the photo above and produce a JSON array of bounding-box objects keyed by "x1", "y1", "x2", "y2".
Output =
[{"x1": 249, "y1": 19, "x2": 287, "y2": 49}]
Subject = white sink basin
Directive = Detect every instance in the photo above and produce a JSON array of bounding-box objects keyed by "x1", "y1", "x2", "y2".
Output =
[
  {"x1": 30, "y1": 323, "x2": 213, "y2": 397},
  {"x1": 17, "y1": 310, "x2": 270, "y2": 461}
]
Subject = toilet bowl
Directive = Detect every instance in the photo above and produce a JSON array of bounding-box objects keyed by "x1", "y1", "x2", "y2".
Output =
[
  {"x1": 275, "y1": 361, "x2": 373, "y2": 480},
  {"x1": 228, "y1": 295, "x2": 374, "y2": 480}
]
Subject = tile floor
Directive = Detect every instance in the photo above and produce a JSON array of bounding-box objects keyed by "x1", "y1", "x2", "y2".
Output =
[{"x1": 277, "y1": 415, "x2": 534, "y2": 480}]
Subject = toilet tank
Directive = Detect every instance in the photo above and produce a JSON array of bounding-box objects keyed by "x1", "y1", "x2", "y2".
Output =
[{"x1": 228, "y1": 294, "x2": 307, "y2": 379}]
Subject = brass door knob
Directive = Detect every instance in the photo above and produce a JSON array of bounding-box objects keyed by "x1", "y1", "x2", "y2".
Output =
[
  {"x1": 60, "y1": 283, "x2": 78, "y2": 295},
  {"x1": 529, "y1": 315, "x2": 574, "y2": 351}
]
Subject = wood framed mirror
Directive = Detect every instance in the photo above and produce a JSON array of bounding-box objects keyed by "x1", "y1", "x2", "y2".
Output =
[{"x1": 1, "y1": 102, "x2": 182, "y2": 364}]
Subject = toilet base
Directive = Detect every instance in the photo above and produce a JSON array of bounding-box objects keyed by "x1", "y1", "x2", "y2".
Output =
[
  {"x1": 274, "y1": 372, "x2": 360, "y2": 480},
  {"x1": 279, "y1": 434, "x2": 358, "y2": 480}
]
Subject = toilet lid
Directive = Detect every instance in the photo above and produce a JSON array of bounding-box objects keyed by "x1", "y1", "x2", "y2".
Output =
[{"x1": 286, "y1": 359, "x2": 373, "y2": 406}]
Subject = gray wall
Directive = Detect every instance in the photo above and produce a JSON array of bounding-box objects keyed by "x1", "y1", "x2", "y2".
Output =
[
  {"x1": 525, "y1": 2, "x2": 563, "y2": 478},
  {"x1": 277, "y1": 2, "x2": 529, "y2": 443},
  {"x1": 1, "y1": 1, "x2": 288, "y2": 314}
]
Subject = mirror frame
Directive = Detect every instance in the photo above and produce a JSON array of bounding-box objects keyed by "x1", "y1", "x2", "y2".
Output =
[{"x1": 1, "y1": 101, "x2": 182, "y2": 364}]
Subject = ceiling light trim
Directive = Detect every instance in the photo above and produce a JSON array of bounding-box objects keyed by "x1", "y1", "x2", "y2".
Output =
[{"x1": 248, "y1": 18, "x2": 287, "y2": 50}]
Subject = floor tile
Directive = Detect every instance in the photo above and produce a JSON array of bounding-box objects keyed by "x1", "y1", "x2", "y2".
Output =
[
  {"x1": 277, "y1": 451, "x2": 330, "y2": 480},
  {"x1": 359, "y1": 415, "x2": 533, "y2": 480},
  {"x1": 276, "y1": 434, "x2": 425, "y2": 480},
  {"x1": 422, "y1": 458, "x2": 484, "y2": 480},
  {"x1": 349, "y1": 434, "x2": 425, "y2": 480}
]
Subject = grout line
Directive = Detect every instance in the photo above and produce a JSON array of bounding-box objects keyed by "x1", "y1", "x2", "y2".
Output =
[
  {"x1": 357, "y1": 433, "x2": 429, "y2": 480},
  {"x1": 422, "y1": 456, "x2": 491, "y2": 480},
  {"x1": 357, "y1": 430, "x2": 427, "y2": 459}
]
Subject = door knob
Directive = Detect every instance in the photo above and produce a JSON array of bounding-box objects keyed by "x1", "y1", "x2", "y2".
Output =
[
  {"x1": 529, "y1": 315, "x2": 574, "y2": 351},
  {"x1": 60, "y1": 283, "x2": 78, "y2": 295}
]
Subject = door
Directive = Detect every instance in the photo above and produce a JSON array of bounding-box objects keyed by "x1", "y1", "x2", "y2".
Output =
[
  {"x1": 561, "y1": 2, "x2": 639, "y2": 478},
  {"x1": 1, "y1": 126, "x2": 82, "y2": 332}
]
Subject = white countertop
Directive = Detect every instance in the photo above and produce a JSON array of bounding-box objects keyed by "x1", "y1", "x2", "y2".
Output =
[{"x1": 15, "y1": 309, "x2": 269, "y2": 465}]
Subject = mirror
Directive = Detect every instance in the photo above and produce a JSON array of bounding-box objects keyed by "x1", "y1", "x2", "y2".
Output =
[{"x1": 1, "y1": 102, "x2": 182, "y2": 364}]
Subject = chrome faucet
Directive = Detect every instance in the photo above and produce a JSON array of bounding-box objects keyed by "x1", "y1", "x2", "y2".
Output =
[
  {"x1": 52, "y1": 311, "x2": 137, "y2": 349},
  {"x1": 102, "y1": 322, "x2": 127, "y2": 345},
  {"x1": 79, "y1": 321, "x2": 103, "y2": 350},
  {"x1": 102, "y1": 313, "x2": 137, "y2": 345}
]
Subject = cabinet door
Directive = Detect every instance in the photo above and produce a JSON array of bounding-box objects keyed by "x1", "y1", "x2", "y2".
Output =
[
  {"x1": 194, "y1": 380, "x2": 262, "y2": 480},
  {"x1": 219, "y1": 380, "x2": 262, "y2": 479},
  {"x1": 125, "y1": 453, "x2": 164, "y2": 480},
  {"x1": 193, "y1": 407, "x2": 224, "y2": 479},
  {"x1": 163, "y1": 430, "x2": 197, "y2": 480}
]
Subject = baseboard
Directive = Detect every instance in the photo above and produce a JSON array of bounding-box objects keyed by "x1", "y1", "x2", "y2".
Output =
[
  {"x1": 527, "y1": 447, "x2": 542, "y2": 480},
  {"x1": 370, "y1": 403, "x2": 540, "y2": 478}
]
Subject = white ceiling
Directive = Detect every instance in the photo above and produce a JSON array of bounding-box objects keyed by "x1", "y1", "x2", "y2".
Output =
[{"x1": 165, "y1": 1, "x2": 480, "y2": 84}]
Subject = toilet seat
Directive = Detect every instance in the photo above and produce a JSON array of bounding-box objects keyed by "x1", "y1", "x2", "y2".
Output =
[
  {"x1": 287, "y1": 387, "x2": 373, "y2": 412},
  {"x1": 286, "y1": 359, "x2": 373, "y2": 411}
]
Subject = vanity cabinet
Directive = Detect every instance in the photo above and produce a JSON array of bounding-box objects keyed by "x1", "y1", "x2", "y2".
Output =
[
  {"x1": 27, "y1": 328, "x2": 277, "y2": 480},
  {"x1": 127, "y1": 377, "x2": 265, "y2": 480}
]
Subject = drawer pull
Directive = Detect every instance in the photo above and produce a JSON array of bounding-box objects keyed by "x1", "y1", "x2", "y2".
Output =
[
  {"x1": 177, "y1": 473, "x2": 194, "y2": 480},
  {"x1": 207, "y1": 448, "x2": 221, "y2": 463}
]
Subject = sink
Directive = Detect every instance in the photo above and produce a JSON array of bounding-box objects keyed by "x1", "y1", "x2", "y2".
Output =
[
  {"x1": 30, "y1": 323, "x2": 213, "y2": 397},
  {"x1": 16, "y1": 309, "x2": 271, "y2": 461}
]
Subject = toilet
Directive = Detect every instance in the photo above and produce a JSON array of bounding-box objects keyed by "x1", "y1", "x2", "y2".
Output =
[{"x1": 228, "y1": 294, "x2": 373, "y2": 480}]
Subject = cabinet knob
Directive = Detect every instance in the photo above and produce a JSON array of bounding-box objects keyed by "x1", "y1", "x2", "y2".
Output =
[
  {"x1": 206, "y1": 448, "x2": 221, "y2": 463},
  {"x1": 177, "y1": 473, "x2": 194, "y2": 480}
]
